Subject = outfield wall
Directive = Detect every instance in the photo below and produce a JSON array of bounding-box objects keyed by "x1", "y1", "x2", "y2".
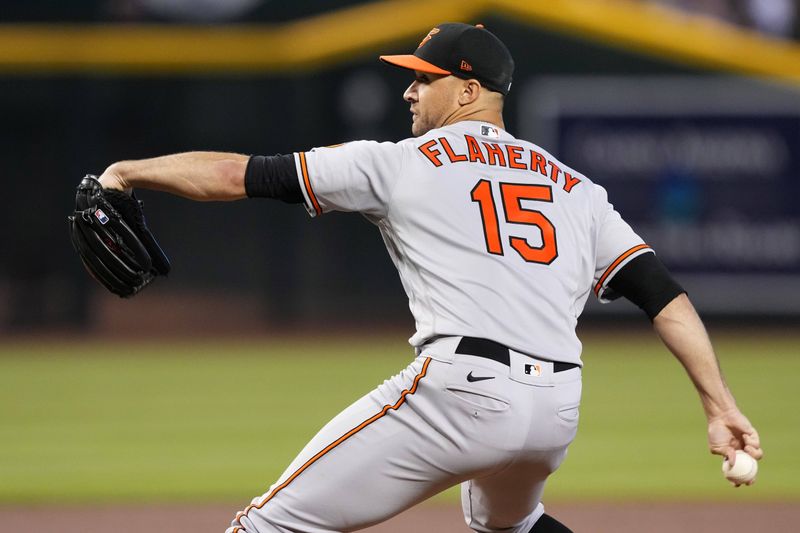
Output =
[{"x1": 1, "y1": 5, "x2": 799, "y2": 331}]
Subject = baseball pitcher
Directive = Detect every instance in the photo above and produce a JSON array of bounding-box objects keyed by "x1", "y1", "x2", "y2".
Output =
[{"x1": 71, "y1": 23, "x2": 763, "y2": 533}]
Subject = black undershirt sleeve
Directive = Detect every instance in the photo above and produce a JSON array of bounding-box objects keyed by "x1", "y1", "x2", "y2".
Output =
[
  {"x1": 244, "y1": 154, "x2": 303, "y2": 203},
  {"x1": 606, "y1": 252, "x2": 686, "y2": 321}
]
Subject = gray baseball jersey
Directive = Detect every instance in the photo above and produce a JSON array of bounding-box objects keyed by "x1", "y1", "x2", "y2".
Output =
[
  {"x1": 227, "y1": 120, "x2": 651, "y2": 533},
  {"x1": 296, "y1": 120, "x2": 651, "y2": 365}
]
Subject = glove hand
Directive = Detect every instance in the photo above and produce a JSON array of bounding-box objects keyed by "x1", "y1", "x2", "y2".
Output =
[
  {"x1": 98, "y1": 166, "x2": 130, "y2": 193},
  {"x1": 68, "y1": 175, "x2": 170, "y2": 297},
  {"x1": 707, "y1": 408, "x2": 762, "y2": 485}
]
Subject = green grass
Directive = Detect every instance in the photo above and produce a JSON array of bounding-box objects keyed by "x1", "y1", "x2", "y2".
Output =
[
  {"x1": 0, "y1": 332, "x2": 797, "y2": 504},
  {"x1": 547, "y1": 332, "x2": 799, "y2": 502}
]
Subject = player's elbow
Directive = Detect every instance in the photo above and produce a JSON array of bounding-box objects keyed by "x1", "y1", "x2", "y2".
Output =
[{"x1": 652, "y1": 292, "x2": 692, "y2": 323}]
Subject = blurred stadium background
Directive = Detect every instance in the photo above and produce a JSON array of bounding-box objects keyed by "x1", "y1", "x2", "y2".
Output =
[{"x1": 1, "y1": 1, "x2": 799, "y2": 532}]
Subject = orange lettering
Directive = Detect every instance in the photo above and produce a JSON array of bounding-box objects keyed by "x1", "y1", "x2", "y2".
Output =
[
  {"x1": 418, "y1": 140, "x2": 443, "y2": 167},
  {"x1": 563, "y1": 172, "x2": 581, "y2": 193},
  {"x1": 530, "y1": 150, "x2": 548, "y2": 177},
  {"x1": 548, "y1": 160, "x2": 561, "y2": 184},
  {"x1": 506, "y1": 145, "x2": 527, "y2": 170},
  {"x1": 471, "y1": 179, "x2": 503, "y2": 255},
  {"x1": 501, "y1": 183, "x2": 558, "y2": 264},
  {"x1": 439, "y1": 137, "x2": 467, "y2": 163},
  {"x1": 483, "y1": 143, "x2": 506, "y2": 167},
  {"x1": 464, "y1": 135, "x2": 486, "y2": 164}
]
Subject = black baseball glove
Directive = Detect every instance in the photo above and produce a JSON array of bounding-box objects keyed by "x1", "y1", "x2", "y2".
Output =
[{"x1": 68, "y1": 175, "x2": 170, "y2": 297}]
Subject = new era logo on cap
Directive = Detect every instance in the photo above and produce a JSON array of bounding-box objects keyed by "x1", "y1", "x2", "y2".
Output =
[{"x1": 380, "y1": 22, "x2": 515, "y2": 95}]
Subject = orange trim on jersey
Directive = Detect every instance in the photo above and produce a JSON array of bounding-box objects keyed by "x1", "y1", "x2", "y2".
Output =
[
  {"x1": 594, "y1": 244, "x2": 652, "y2": 297},
  {"x1": 299, "y1": 151, "x2": 321, "y2": 216},
  {"x1": 232, "y1": 357, "x2": 433, "y2": 530}
]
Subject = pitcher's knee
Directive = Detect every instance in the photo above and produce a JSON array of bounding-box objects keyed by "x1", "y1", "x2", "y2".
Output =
[
  {"x1": 227, "y1": 505, "x2": 286, "y2": 533},
  {"x1": 230, "y1": 497, "x2": 344, "y2": 533}
]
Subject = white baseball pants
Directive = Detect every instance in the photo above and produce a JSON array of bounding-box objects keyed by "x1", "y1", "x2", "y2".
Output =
[{"x1": 227, "y1": 337, "x2": 582, "y2": 533}]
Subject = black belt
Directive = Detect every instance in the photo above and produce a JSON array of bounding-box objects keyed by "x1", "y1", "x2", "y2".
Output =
[{"x1": 455, "y1": 337, "x2": 579, "y2": 373}]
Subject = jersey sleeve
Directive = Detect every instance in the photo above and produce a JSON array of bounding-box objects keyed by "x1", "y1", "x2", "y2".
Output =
[
  {"x1": 295, "y1": 140, "x2": 405, "y2": 218},
  {"x1": 592, "y1": 184, "x2": 654, "y2": 303}
]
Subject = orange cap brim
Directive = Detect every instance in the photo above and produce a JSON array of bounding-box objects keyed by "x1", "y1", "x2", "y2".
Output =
[{"x1": 379, "y1": 54, "x2": 451, "y2": 75}]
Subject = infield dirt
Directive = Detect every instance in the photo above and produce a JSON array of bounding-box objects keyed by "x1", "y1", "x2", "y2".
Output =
[{"x1": 1, "y1": 502, "x2": 798, "y2": 533}]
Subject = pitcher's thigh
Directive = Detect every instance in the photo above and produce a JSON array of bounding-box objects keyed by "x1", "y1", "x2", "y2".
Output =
[
  {"x1": 229, "y1": 358, "x2": 449, "y2": 532},
  {"x1": 460, "y1": 377, "x2": 581, "y2": 533},
  {"x1": 461, "y1": 447, "x2": 567, "y2": 533}
]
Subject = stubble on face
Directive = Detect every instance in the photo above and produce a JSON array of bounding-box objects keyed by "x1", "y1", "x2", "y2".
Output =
[{"x1": 407, "y1": 73, "x2": 457, "y2": 137}]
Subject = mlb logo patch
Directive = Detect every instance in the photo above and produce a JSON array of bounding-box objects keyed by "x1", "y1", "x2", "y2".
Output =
[
  {"x1": 481, "y1": 125, "x2": 499, "y2": 138},
  {"x1": 524, "y1": 363, "x2": 542, "y2": 377},
  {"x1": 94, "y1": 208, "x2": 110, "y2": 225}
]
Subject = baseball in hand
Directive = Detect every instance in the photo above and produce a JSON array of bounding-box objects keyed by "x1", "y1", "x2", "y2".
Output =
[{"x1": 722, "y1": 450, "x2": 758, "y2": 485}]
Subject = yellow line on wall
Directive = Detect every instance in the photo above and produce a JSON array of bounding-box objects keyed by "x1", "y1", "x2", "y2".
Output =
[
  {"x1": 0, "y1": 0, "x2": 483, "y2": 74},
  {"x1": 0, "y1": 0, "x2": 798, "y2": 85},
  {"x1": 495, "y1": 0, "x2": 800, "y2": 83}
]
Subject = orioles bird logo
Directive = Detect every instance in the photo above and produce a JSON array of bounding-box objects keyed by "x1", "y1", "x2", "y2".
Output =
[{"x1": 418, "y1": 27, "x2": 440, "y2": 48}]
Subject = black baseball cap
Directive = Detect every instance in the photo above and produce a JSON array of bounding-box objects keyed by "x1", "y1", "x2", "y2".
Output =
[{"x1": 380, "y1": 23, "x2": 514, "y2": 95}]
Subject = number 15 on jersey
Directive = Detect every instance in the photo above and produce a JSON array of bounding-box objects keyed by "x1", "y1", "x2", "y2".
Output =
[{"x1": 470, "y1": 180, "x2": 558, "y2": 265}]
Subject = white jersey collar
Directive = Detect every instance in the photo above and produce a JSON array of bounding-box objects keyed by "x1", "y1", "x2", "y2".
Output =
[{"x1": 440, "y1": 120, "x2": 514, "y2": 142}]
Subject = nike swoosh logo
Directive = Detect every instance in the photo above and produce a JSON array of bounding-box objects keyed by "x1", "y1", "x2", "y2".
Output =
[{"x1": 466, "y1": 372, "x2": 495, "y2": 383}]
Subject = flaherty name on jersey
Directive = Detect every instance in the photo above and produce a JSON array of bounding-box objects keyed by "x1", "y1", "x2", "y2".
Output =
[{"x1": 417, "y1": 135, "x2": 582, "y2": 194}]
